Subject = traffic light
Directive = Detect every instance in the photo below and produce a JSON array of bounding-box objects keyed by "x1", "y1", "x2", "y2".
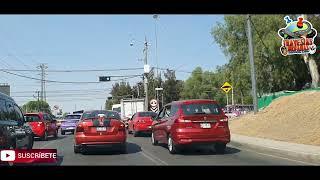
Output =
[{"x1": 99, "y1": 76, "x2": 111, "y2": 82}]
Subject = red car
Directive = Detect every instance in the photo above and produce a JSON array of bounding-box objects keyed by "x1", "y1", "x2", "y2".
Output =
[
  {"x1": 74, "y1": 110, "x2": 127, "y2": 154},
  {"x1": 24, "y1": 113, "x2": 58, "y2": 141},
  {"x1": 128, "y1": 111, "x2": 157, "y2": 137},
  {"x1": 151, "y1": 99, "x2": 230, "y2": 154}
]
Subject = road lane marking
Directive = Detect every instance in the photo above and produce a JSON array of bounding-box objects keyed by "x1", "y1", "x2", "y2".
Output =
[
  {"x1": 141, "y1": 148, "x2": 169, "y2": 165},
  {"x1": 229, "y1": 145, "x2": 318, "y2": 166},
  {"x1": 139, "y1": 151, "x2": 163, "y2": 165}
]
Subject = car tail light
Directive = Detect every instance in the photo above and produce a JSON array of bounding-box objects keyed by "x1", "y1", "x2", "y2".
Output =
[
  {"x1": 219, "y1": 117, "x2": 228, "y2": 122},
  {"x1": 118, "y1": 123, "x2": 125, "y2": 131},
  {"x1": 76, "y1": 124, "x2": 84, "y2": 132},
  {"x1": 37, "y1": 122, "x2": 44, "y2": 127}
]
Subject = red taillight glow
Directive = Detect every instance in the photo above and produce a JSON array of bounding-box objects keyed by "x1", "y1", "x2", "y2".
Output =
[
  {"x1": 219, "y1": 118, "x2": 228, "y2": 122},
  {"x1": 118, "y1": 123, "x2": 125, "y2": 131},
  {"x1": 37, "y1": 122, "x2": 43, "y2": 127}
]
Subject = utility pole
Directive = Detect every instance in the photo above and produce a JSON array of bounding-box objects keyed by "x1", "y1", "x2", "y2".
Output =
[
  {"x1": 247, "y1": 14, "x2": 258, "y2": 114},
  {"x1": 37, "y1": 91, "x2": 40, "y2": 112},
  {"x1": 153, "y1": 14, "x2": 159, "y2": 79},
  {"x1": 143, "y1": 36, "x2": 149, "y2": 111},
  {"x1": 231, "y1": 72, "x2": 234, "y2": 105},
  {"x1": 226, "y1": 93, "x2": 229, "y2": 106},
  {"x1": 38, "y1": 64, "x2": 48, "y2": 102}
]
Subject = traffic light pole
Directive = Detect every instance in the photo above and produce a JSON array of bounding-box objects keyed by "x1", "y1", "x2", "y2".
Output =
[{"x1": 247, "y1": 14, "x2": 258, "y2": 114}]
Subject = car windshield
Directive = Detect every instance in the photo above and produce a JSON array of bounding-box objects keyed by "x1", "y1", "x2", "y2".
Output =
[
  {"x1": 65, "y1": 115, "x2": 81, "y2": 120},
  {"x1": 182, "y1": 103, "x2": 221, "y2": 115},
  {"x1": 24, "y1": 115, "x2": 41, "y2": 122},
  {"x1": 139, "y1": 112, "x2": 157, "y2": 117}
]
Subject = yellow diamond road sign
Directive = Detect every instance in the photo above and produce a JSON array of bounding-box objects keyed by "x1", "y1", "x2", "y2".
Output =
[{"x1": 221, "y1": 82, "x2": 232, "y2": 93}]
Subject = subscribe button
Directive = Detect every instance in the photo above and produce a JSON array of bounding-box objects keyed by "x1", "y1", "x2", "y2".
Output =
[{"x1": 0, "y1": 149, "x2": 57, "y2": 164}]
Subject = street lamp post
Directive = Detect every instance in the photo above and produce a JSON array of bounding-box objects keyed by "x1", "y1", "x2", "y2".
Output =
[{"x1": 130, "y1": 37, "x2": 150, "y2": 111}]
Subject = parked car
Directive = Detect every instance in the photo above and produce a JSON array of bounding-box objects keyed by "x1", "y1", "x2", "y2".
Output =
[
  {"x1": 24, "y1": 112, "x2": 58, "y2": 141},
  {"x1": 74, "y1": 110, "x2": 127, "y2": 154},
  {"x1": 151, "y1": 99, "x2": 230, "y2": 154},
  {"x1": 0, "y1": 92, "x2": 34, "y2": 165},
  {"x1": 60, "y1": 114, "x2": 82, "y2": 135},
  {"x1": 128, "y1": 111, "x2": 157, "y2": 137}
]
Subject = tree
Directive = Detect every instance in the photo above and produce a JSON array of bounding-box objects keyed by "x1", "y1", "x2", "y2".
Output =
[
  {"x1": 211, "y1": 15, "x2": 315, "y2": 102},
  {"x1": 22, "y1": 100, "x2": 51, "y2": 113},
  {"x1": 163, "y1": 69, "x2": 184, "y2": 105}
]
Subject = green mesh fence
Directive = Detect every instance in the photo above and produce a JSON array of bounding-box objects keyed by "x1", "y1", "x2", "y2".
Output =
[{"x1": 258, "y1": 88, "x2": 320, "y2": 110}]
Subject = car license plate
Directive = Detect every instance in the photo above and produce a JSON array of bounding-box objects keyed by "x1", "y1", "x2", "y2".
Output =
[
  {"x1": 200, "y1": 123, "x2": 211, "y2": 129},
  {"x1": 96, "y1": 127, "x2": 106, "y2": 131},
  {"x1": 67, "y1": 127, "x2": 74, "y2": 130}
]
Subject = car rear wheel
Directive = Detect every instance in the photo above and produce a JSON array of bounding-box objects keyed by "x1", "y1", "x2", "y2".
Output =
[
  {"x1": 133, "y1": 128, "x2": 139, "y2": 137},
  {"x1": 168, "y1": 135, "x2": 179, "y2": 154},
  {"x1": 71, "y1": 130, "x2": 75, "y2": 135},
  {"x1": 54, "y1": 130, "x2": 58, "y2": 139},
  {"x1": 215, "y1": 143, "x2": 226, "y2": 154},
  {"x1": 41, "y1": 131, "x2": 48, "y2": 141},
  {"x1": 61, "y1": 130, "x2": 65, "y2": 135},
  {"x1": 27, "y1": 134, "x2": 34, "y2": 150},
  {"x1": 74, "y1": 145, "x2": 80, "y2": 154},
  {"x1": 151, "y1": 131, "x2": 158, "y2": 145}
]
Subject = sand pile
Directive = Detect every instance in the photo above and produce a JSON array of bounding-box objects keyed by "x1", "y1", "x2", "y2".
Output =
[{"x1": 230, "y1": 91, "x2": 320, "y2": 146}]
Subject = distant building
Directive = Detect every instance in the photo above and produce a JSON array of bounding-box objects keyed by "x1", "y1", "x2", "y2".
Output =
[{"x1": 0, "y1": 84, "x2": 10, "y2": 96}]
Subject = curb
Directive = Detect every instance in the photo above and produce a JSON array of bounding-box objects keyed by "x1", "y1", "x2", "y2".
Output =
[{"x1": 230, "y1": 136, "x2": 320, "y2": 165}]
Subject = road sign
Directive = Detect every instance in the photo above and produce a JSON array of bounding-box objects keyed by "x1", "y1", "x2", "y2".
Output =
[
  {"x1": 221, "y1": 82, "x2": 232, "y2": 93},
  {"x1": 155, "y1": 87, "x2": 163, "y2": 91},
  {"x1": 150, "y1": 99, "x2": 157, "y2": 107},
  {"x1": 99, "y1": 76, "x2": 111, "y2": 82},
  {"x1": 150, "y1": 99, "x2": 158, "y2": 112}
]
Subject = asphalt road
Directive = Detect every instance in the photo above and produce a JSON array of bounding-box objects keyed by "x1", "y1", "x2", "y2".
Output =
[{"x1": 32, "y1": 130, "x2": 313, "y2": 166}]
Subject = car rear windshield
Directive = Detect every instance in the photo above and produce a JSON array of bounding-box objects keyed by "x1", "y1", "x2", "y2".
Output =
[
  {"x1": 182, "y1": 103, "x2": 221, "y2": 115},
  {"x1": 65, "y1": 115, "x2": 81, "y2": 119},
  {"x1": 82, "y1": 111, "x2": 121, "y2": 120},
  {"x1": 139, "y1": 112, "x2": 157, "y2": 117},
  {"x1": 24, "y1": 115, "x2": 41, "y2": 122}
]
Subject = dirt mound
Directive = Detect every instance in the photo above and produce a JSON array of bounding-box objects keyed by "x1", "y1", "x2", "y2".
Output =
[{"x1": 230, "y1": 91, "x2": 320, "y2": 146}]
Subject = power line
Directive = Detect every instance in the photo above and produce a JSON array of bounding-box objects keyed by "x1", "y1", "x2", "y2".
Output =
[
  {"x1": 0, "y1": 67, "x2": 143, "y2": 72},
  {"x1": 12, "y1": 88, "x2": 112, "y2": 93}
]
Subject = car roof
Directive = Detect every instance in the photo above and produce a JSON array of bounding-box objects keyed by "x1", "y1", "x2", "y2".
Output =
[
  {"x1": 25, "y1": 112, "x2": 44, "y2": 116},
  {"x1": 83, "y1": 110, "x2": 119, "y2": 114},
  {"x1": 168, "y1": 99, "x2": 218, "y2": 106}
]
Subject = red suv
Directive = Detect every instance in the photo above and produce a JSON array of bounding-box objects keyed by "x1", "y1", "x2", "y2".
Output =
[
  {"x1": 24, "y1": 113, "x2": 58, "y2": 141},
  {"x1": 128, "y1": 111, "x2": 157, "y2": 137},
  {"x1": 74, "y1": 110, "x2": 127, "y2": 154},
  {"x1": 151, "y1": 99, "x2": 230, "y2": 154}
]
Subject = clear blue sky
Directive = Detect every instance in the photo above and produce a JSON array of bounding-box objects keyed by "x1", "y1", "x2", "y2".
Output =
[{"x1": 0, "y1": 15, "x2": 227, "y2": 113}]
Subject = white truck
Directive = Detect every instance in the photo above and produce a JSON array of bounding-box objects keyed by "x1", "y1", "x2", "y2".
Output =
[
  {"x1": 112, "y1": 104, "x2": 121, "y2": 113},
  {"x1": 120, "y1": 98, "x2": 145, "y2": 120}
]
